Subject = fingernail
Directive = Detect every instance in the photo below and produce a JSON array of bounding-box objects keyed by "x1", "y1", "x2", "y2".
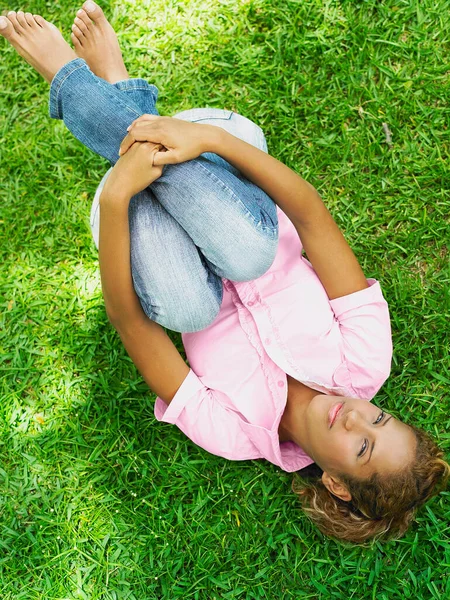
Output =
[
  {"x1": 85, "y1": 1, "x2": 96, "y2": 13},
  {"x1": 0, "y1": 17, "x2": 8, "y2": 29},
  {"x1": 127, "y1": 125, "x2": 131, "y2": 131}
]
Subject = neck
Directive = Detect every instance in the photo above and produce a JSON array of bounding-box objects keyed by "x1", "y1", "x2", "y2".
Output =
[{"x1": 279, "y1": 377, "x2": 323, "y2": 445}]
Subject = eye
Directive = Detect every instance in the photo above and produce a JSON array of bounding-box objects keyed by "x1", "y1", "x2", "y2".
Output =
[
  {"x1": 358, "y1": 412, "x2": 385, "y2": 457},
  {"x1": 374, "y1": 410, "x2": 385, "y2": 425},
  {"x1": 358, "y1": 440, "x2": 367, "y2": 457}
]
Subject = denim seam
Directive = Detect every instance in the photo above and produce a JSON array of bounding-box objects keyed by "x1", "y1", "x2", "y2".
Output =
[
  {"x1": 120, "y1": 87, "x2": 153, "y2": 91},
  {"x1": 51, "y1": 63, "x2": 88, "y2": 119},
  {"x1": 115, "y1": 81, "x2": 158, "y2": 91},
  {"x1": 101, "y1": 88, "x2": 142, "y2": 118},
  {"x1": 195, "y1": 160, "x2": 278, "y2": 238}
]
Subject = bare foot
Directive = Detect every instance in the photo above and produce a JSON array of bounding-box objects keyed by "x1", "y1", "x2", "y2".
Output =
[
  {"x1": 0, "y1": 11, "x2": 77, "y2": 84},
  {"x1": 71, "y1": 1, "x2": 128, "y2": 83}
]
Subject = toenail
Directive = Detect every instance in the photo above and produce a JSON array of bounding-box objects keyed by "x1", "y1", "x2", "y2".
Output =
[
  {"x1": 77, "y1": 10, "x2": 84, "y2": 16},
  {"x1": 85, "y1": 1, "x2": 97, "y2": 12},
  {"x1": 0, "y1": 17, "x2": 8, "y2": 29}
]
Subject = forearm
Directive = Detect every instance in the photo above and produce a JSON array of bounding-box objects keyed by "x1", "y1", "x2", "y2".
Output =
[
  {"x1": 98, "y1": 187, "x2": 146, "y2": 326},
  {"x1": 97, "y1": 186, "x2": 189, "y2": 404}
]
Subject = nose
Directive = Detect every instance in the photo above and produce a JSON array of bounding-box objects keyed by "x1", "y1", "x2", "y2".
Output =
[{"x1": 344, "y1": 409, "x2": 366, "y2": 431}]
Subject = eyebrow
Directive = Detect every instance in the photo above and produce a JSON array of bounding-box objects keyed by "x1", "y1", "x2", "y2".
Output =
[{"x1": 365, "y1": 415, "x2": 393, "y2": 465}]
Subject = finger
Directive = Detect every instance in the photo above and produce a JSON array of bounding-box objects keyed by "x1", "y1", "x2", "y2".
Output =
[
  {"x1": 149, "y1": 144, "x2": 162, "y2": 167},
  {"x1": 126, "y1": 121, "x2": 160, "y2": 136},
  {"x1": 120, "y1": 128, "x2": 165, "y2": 155},
  {"x1": 119, "y1": 132, "x2": 136, "y2": 156},
  {"x1": 152, "y1": 149, "x2": 178, "y2": 166},
  {"x1": 127, "y1": 114, "x2": 160, "y2": 131}
]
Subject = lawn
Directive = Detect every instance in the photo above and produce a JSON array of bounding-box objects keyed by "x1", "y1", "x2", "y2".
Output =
[{"x1": 0, "y1": 0, "x2": 449, "y2": 598}]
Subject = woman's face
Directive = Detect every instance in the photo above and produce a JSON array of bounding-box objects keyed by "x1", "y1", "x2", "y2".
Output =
[{"x1": 300, "y1": 395, "x2": 417, "y2": 481}]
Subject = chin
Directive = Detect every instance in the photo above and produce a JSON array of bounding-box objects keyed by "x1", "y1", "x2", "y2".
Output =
[{"x1": 308, "y1": 393, "x2": 331, "y2": 426}]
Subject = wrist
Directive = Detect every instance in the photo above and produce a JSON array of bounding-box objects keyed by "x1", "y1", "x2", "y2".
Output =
[
  {"x1": 201, "y1": 124, "x2": 227, "y2": 154},
  {"x1": 99, "y1": 177, "x2": 132, "y2": 206}
]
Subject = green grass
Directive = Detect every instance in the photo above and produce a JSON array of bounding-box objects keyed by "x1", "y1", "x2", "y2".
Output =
[{"x1": 1, "y1": 0, "x2": 449, "y2": 597}]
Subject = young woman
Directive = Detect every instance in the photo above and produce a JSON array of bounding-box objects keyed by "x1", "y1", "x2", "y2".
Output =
[{"x1": 1, "y1": 2, "x2": 448, "y2": 544}]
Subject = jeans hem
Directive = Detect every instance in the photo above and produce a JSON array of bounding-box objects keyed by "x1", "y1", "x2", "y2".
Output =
[
  {"x1": 49, "y1": 57, "x2": 89, "y2": 120},
  {"x1": 114, "y1": 78, "x2": 155, "y2": 91}
]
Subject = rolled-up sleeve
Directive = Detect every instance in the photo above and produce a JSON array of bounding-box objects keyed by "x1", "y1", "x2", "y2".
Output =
[
  {"x1": 330, "y1": 279, "x2": 393, "y2": 397},
  {"x1": 154, "y1": 369, "x2": 260, "y2": 460}
]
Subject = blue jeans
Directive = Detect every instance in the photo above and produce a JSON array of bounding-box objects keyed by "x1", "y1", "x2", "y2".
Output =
[{"x1": 49, "y1": 58, "x2": 278, "y2": 332}]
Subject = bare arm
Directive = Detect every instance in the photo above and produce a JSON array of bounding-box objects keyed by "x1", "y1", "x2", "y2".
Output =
[
  {"x1": 97, "y1": 143, "x2": 189, "y2": 404},
  {"x1": 206, "y1": 128, "x2": 368, "y2": 300}
]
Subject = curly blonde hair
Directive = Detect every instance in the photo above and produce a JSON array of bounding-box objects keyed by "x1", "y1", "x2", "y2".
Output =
[{"x1": 292, "y1": 423, "x2": 450, "y2": 544}]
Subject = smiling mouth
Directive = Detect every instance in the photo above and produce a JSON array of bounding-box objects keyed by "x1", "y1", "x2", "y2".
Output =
[{"x1": 328, "y1": 402, "x2": 343, "y2": 428}]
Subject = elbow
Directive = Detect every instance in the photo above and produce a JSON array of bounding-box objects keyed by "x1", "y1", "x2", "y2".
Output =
[
  {"x1": 105, "y1": 306, "x2": 124, "y2": 330},
  {"x1": 105, "y1": 306, "x2": 147, "y2": 336}
]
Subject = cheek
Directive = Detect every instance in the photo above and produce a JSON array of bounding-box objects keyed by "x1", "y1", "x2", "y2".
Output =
[{"x1": 314, "y1": 434, "x2": 356, "y2": 472}]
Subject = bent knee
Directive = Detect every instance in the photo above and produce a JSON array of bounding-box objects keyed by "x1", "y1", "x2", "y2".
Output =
[
  {"x1": 174, "y1": 302, "x2": 221, "y2": 332},
  {"x1": 223, "y1": 235, "x2": 278, "y2": 282},
  {"x1": 138, "y1": 289, "x2": 222, "y2": 333},
  {"x1": 153, "y1": 302, "x2": 220, "y2": 333}
]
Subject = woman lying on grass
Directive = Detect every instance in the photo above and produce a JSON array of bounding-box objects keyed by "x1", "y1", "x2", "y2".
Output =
[{"x1": 1, "y1": 2, "x2": 448, "y2": 544}]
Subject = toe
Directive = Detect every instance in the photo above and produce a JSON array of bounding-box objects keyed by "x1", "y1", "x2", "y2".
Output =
[
  {"x1": 72, "y1": 23, "x2": 85, "y2": 40},
  {"x1": 0, "y1": 16, "x2": 16, "y2": 39},
  {"x1": 76, "y1": 9, "x2": 91, "y2": 29},
  {"x1": 24, "y1": 12, "x2": 35, "y2": 27},
  {"x1": 74, "y1": 17, "x2": 88, "y2": 35},
  {"x1": 33, "y1": 15, "x2": 46, "y2": 28},
  {"x1": 15, "y1": 10, "x2": 29, "y2": 28},
  {"x1": 7, "y1": 11, "x2": 21, "y2": 34},
  {"x1": 82, "y1": 1, "x2": 106, "y2": 23},
  {"x1": 71, "y1": 31, "x2": 82, "y2": 49}
]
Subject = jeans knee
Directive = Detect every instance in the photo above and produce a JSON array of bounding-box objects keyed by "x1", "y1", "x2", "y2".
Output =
[
  {"x1": 183, "y1": 301, "x2": 221, "y2": 332},
  {"x1": 136, "y1": 278, "x2": 222, "y2": 333},
  {"x1": 223, "y1": 236, "x2": 278, "y2": 282},
  {"x1": 148, "y1": 299, "x2": 220, "y2": 333}
]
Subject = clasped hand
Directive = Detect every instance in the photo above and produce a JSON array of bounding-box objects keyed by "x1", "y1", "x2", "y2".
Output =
[
  {"x1": 104, "y1": 115, "x2": 209, "y2": 199},
  {"x1": 119, "y1": 114, "x2": 209, "y2": 164},
  {"x1": 101, "y1": 138, "x2": 168, "y2": 201}
]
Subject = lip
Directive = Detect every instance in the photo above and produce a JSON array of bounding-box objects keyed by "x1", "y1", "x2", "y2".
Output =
[{"x1": 328, "y1": 402, "x2": 344, "y2": 428}]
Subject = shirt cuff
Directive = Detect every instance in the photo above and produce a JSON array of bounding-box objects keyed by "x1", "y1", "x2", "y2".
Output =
[
  {"x1": 154, "y1": 368, "x2": 206, "y2": 424},
  {"x1": 330, "y1": 279, "x2": 384, "y2": 317}
]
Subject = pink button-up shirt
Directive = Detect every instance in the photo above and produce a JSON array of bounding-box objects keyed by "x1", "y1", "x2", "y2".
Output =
[{"x1": 154, "y1": 205, "x2": 393, "y2": 472}]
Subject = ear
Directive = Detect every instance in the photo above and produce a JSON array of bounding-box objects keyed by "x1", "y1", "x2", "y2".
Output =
[{"x1": 321, "y1": 471, "x2": 352, "y2": 502}]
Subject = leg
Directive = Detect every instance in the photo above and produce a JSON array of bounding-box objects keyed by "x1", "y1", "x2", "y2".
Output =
[
  {"x1": 50, "y1": 60, "x2": 230, "y2": 329},
  {"x1": 128, "y1": 189, "x2": 223, "y2": 333},
  {"x1": 151, "y1": 156, "x2": 278, "y2": 281},
  {"x1": 0, "y1": 9, "x2": 222, "y2": 333},
  {"x1": 67, "y1": 3, "x2": 279, "y2": 281},
  {"x1": 49, "y1": 57, "x2": 158, "y2": 164},
  {"x1": 49, "y1": 57, "x2": 278, "y2": 282},
  {"x1": 1, "y1": 9, "x2": 275, "y2": 332}
]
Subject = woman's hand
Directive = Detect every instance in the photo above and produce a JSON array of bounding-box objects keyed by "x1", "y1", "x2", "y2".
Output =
[
  {"x1": 101, "y1": 140, "x2": 166, "y2": 201},
  {"x1": 119, "y1": 115, "x2": 211, "y2": 166}
]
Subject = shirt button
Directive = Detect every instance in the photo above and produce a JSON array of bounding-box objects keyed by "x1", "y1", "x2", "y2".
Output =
[
  {"x1": 278, "y1": 380, "x2": 285, "y2": 387},
  {"x1": 247, "y1": 301, "x2": 254, "y2": 307},
  {"x1": 265, "y1": 338, "x2": 271, "y2": 345}
]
